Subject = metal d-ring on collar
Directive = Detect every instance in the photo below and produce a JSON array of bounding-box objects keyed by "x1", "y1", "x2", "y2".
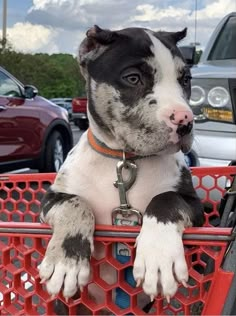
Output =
[{"x1": 112, "y1": 151, "x2": 142, "y2": 225}]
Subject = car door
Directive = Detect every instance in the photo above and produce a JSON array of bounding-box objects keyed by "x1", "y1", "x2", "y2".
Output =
[{"x1": 0, "y1": 69, "x2": 39, "y2": 164}]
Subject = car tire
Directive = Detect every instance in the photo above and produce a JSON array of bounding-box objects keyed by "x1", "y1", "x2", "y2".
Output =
[
  {"x1": 41, "y1": 131, "x2": 66, "y2": 172},
  {"x1": 75, "y1": 119, "x2": 88, "y2": 130}
]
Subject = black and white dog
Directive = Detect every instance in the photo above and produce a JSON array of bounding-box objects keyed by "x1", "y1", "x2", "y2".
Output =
[{"x1": 39, "y1": 25, "x2": 204, "y2": 306}]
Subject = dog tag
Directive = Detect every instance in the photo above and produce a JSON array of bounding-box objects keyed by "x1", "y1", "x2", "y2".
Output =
[{"x1": 112, "y1": 206, "x2": 142, "y2": 225}]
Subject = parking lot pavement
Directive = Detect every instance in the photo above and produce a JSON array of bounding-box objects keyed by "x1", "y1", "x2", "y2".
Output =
[{"x1": 71, "y1": 122, "x2": 84, "y2": 145}]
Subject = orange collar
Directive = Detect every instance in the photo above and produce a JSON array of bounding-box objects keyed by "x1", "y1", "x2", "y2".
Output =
[{"x1": 87, "y1": 129, "x2": 138, "y2": 159}]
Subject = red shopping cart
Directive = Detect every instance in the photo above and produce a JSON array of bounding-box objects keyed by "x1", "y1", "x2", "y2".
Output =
[{"x1": 0, "y1": 166, "x2": 236, "y2": 315}]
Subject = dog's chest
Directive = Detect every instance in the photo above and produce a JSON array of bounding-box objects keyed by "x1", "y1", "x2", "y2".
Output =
[{"x1": 55, "y1": 134, "x2": 182, "y2": 225}]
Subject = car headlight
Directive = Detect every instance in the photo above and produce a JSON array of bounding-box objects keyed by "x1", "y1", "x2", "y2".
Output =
[
  {"x1": 207, "y1": 86, "x2": 230, "y2": 108},
  {"x1": 189, "y1": 78, "x2": 233, "y2": 123},
  {"x1": 189, "y1": 86, "x2": 205, "y2": 106}
]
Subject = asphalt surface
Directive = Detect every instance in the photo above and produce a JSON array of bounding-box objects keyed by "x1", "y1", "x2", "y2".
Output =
[{"x1": 71, "y1": 122, "x2": 84, "y2": 145}]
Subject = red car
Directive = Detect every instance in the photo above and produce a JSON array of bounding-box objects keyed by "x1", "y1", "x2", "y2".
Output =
[
  {"x1": 72, "y1": 97, "x2": 88, "y2": 130},
  {"x1": 0, "y1": 66, "x2": 73, "y2": 173}
]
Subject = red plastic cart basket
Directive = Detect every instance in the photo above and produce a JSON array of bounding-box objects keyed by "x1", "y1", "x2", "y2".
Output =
[{"x1": 0, "y1": 166, "x2": 236, "y2": 315}]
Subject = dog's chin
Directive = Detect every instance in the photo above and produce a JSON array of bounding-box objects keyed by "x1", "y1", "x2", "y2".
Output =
[
  {"x1": 124, "y1": 142, "x2": 180, "y2": 157},
  {"x1": 125, "y1": 137, "x2": 192, "y2": 157}
]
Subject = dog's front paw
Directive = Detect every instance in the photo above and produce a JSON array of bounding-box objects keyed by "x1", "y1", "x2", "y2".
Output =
[
  {"x1": 133, "y1": 217, "x2": 188, "y2": 301},
  {"x1": 39, "y1": 232, "x2": 94, "y2": 299}
]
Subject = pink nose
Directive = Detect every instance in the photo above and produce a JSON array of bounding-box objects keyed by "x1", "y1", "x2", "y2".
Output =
[{"x1": 170, "y1": 110, "x2": 194, "y2": 125}]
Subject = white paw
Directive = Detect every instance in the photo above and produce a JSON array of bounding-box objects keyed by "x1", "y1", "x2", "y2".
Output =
[
  {"x1": 39, "y1": 234, "x2": 93, "y2": 299},
  {"x1": 133, "y1": 217, "x2": 188, "y2": 301}
]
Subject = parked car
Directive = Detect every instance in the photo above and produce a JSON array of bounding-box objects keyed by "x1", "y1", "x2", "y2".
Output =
[
  {"x1": 0, "y1": 66, "x2": 73, "y2": 173},
  {"x1": 50, "y1": 98, "x2": 73, "y2": 120},
  {"x1": 72, "y1": 97, "x2": 88, "y2": 130},
  {"x1": 189, "y1": 12, "x2": 236, "y2": 167}
]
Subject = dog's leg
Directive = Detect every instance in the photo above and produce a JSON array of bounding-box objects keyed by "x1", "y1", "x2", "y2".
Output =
[
  {"x1": 133, "y1": 166, "x2": 204, "y2": 301},
  {"x1": 39, "y1": 188, "x2": 95, "y2": 299}
]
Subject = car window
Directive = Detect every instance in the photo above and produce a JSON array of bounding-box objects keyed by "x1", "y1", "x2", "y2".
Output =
[
  {"x1": 209, "y1": 16, "x2": 236, "y2": 60},
  {"x1": 0, "y1": 71, "x2": 22, "y2": 97}
]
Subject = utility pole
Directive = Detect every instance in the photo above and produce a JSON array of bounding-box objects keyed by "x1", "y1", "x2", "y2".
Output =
[
  {"x1": 194, "y1": 0, "x2": 197, "y2": 47},
  {"x1": 2, "y1": 0, "x2": 7, "y2": 50}
]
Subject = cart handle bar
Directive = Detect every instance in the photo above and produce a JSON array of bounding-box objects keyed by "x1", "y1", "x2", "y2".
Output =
[{"x1": 0, "y1": 223, "x2": 235, "y2": 241}]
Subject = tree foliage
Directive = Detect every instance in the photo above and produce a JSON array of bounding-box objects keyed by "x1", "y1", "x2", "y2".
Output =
[
  {"x1": 0, "y1": 44, "x2": 86, "y2": 98},
  {"x1": 194, "y1": 50, "x2": 203, "y2": 64}
]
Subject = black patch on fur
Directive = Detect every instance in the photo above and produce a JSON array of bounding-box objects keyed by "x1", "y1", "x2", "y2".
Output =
[
  {"x1": 40, "y1": 188, "x2": 77, "y2": 217},
  {"x1": 62, "y1": 233, "x2": 91, "y2": 260},
  {"x1": 145, "y1": 191, "x2": 187, "y2": 223},
  {"x1": 176, "y1": 167, "x2": 204, "y2": 226},
  {"x1": 176, "y1": 167, "x2": 196, "y2": 196},
  {"x1": 87, "y1": 28, "x2": 155, "y2": 107},
  {"x1": 107, "y1": 106, "x2": 115, "y2": 121},
  {"x1": 149, "y1": 99, "x2": 157, "y2": 105},
  {"x1": 145, "y1": 167, "x2": 204, "y2": 226}
]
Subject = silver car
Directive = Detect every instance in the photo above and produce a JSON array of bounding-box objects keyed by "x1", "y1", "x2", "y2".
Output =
[{"x1": 190, "y1": 12, "x2": 236, "y2": 167}]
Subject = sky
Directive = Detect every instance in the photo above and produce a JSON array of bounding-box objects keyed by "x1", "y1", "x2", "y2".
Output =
[{"x1": 0, "y1": 0, "x2": 235, "y2": 55}]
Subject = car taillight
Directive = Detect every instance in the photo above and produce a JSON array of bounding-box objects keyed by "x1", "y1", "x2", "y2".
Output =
[{"x1": 72, "y1": 100, "x2": 81, "y2": 109}]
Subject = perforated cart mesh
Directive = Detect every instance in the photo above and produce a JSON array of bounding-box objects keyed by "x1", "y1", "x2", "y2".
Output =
[{"x1": 0, "y1": 167, "x2": 235, "y2": 315}]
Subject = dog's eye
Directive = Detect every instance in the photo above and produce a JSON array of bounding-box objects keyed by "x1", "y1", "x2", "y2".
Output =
[{"x1": 123, "y1": 74, "x2": 141, "y2": 86}]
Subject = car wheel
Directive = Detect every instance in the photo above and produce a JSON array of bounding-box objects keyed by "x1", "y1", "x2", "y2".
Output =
[
  {"x1": 75, "y1": 119, "x2": 88, "y2": 130},
  {"x1": 42, "y1": 131, "x2": 66, "y2": 172}
]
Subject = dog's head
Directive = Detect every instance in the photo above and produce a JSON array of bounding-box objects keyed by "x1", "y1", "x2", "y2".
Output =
[{"x1": 79, "y1": 25, "x2": 193, "y2": 155}]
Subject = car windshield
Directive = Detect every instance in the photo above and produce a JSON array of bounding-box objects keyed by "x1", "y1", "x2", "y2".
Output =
[{"x1": 209, "y1": 16, "x2": 236, "y2": 60}]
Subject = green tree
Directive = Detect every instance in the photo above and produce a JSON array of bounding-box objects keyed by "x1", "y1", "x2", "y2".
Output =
[
  {"x1": 194, "y1": 50, "x2": 203, "y2": 64},
  {"x1": 0, "y1": 48, "x2": 86, "y2": 98}
]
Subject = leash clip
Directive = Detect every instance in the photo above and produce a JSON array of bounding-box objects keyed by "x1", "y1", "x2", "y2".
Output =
[{"x1": 112, "y1": 154, "x2": 142, "y2": 225}]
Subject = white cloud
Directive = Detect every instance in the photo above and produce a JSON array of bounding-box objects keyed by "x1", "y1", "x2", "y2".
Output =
[
  {"x1": 196, "y1": 0, "x2": 235, "y2": 19},
  {"x1": 133, "y1": 4, "x2": 190, "y2": 22},
  {"x1": 31, "y1": 0, "x2": 100, "y2": 9},
  {"x1": 130, "y1": 0, "x2": 235, "y2": 47},
  {"x1": 133, "y1": 0, "x2": 234, "y2": 25},
  {"x1": 5, "y1": 22, "x2": 58, "y2": 53},
  {"x1": 5, "y1": 0, "x2": 235, "y2": 54}
]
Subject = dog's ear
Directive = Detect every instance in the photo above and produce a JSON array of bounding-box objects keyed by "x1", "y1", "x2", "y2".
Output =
[
  {"x1": 78, "y1": 25, "x2": 118, "y2": 75},
  {"x1": 171, "y1": 28, "x2": 187, "y2": 43},
  {"x1": 86, "y1": 25, "x2": 118, "y2": 46},
  {"x1": 157, "y1": 28, "x2": 187, "y2": 45}
]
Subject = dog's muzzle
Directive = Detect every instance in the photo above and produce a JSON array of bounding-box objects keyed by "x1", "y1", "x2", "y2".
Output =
[
  {"x1": 170, "y1": 110, "x2": 193, "y2": 137},
  {"x1": 176, "y1": 122, "x2": 193, "y2": 137}
]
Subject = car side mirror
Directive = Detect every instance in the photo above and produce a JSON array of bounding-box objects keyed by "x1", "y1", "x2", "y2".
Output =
[
  {"x1": 24, "y1": 85, "x2": 38, "y2": 99},
  {"x1": 179, "y1": 46, "x2": 196, "y2": 67}
]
